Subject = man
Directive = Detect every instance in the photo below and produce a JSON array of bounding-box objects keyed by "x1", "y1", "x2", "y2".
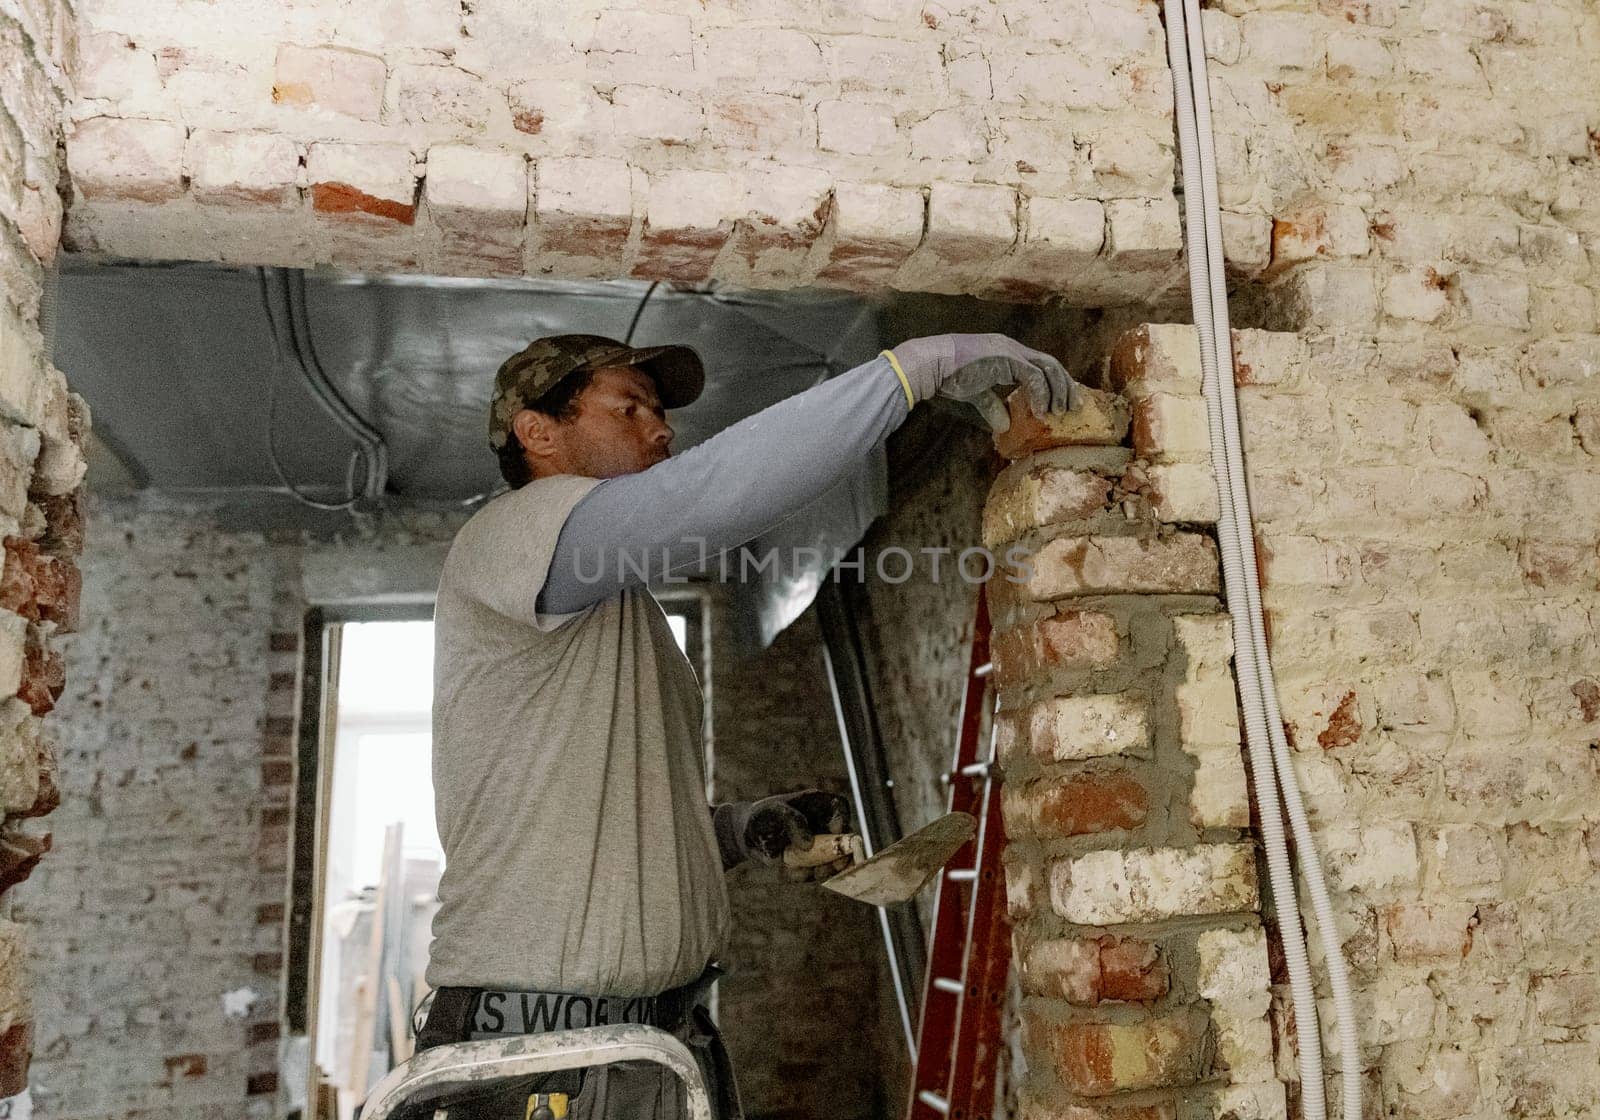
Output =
[{"x1": 415, "y1": 331, "x2": 1076, "y2": 1119}]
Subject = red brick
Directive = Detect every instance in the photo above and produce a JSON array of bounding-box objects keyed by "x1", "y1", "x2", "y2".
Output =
[
  {"x1": 1023, "y1": 936, "x2": 1168, "y2": 1005},
  {"x1": 17, "y1": 641, "x2": 63, "y2": 717},
  {"x1": 1384, "y1": 902, "x2": 1475, "y2": 964},
  {"x1": 0, "y1": 539, "x2": 79, "y2": 631},
  {"x1": 0, "y1": 1021, "x2": 31, "y2": 1097},
  {"x1": 0, "y1": 830, "x2": 49, "y2": 893},
  {"x1": 247, "y1": 1071, "x2": 279, "y2": 1095},
  {"x1": 311, "y1": 181, "x2": 417, "y2": 225},
  {"x1": 164, "y1": 1053, "x2": 207, "y2": 1081},
  {"x1": 38, "y1": 491, "x2": 86, "y2": 556},
  {"x1": 1004, "y1": 770, "x2": 1149, "y2": 838},
  {"x1": 1041, "y1": 1008, "x2": 1213, "y2": 1096},
  {"x1": 1318, "y1": 690, "x2": 1362, "y2": 749},
  {"x1": 19, "y1": 737, "x2": 58, "y2": 820},
  {"x1": 992, "y1": 609, "x2": 1119, "y2": 683},
  {"x1": 995, "y1": 387, "x2": 1130, "y2": 459}
]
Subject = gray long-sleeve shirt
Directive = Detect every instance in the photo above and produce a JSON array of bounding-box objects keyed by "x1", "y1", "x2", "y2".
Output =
[{"x1": 538, "y1": 354, "x2": 910, "y2": 614}]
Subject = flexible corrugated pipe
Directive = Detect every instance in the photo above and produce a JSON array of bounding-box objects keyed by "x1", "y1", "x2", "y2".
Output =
[{"x1": 1162, "y1": 4, "x2": 1361, "y2": 1118}]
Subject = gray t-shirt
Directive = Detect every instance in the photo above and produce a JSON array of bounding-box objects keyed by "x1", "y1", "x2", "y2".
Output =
[{"x1": 426, "y1": 474, "x2": 730, "y2": 995}]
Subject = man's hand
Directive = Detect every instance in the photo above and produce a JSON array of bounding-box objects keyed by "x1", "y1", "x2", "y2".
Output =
[
  {"x1": 887, "y1": 333, "x2": 1081, "y2": 433},
  {"x1": 712, "y1": 790, "x2": 855, "y2": 881}
]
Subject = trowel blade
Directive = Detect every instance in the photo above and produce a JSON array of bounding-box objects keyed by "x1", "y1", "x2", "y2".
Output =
[{"x1": 822, "y1": 811, "x2": 977, "y2": 906}]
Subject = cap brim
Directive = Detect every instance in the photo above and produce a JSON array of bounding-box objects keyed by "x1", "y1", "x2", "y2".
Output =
[{"x1": 584, "y1": 343, "x2": 704, "y2": 410}]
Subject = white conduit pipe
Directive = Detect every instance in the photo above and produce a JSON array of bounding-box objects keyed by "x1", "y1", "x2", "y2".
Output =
[{"x1": 1161, "y1": 4, "x2": 1362, "y2": 1119}]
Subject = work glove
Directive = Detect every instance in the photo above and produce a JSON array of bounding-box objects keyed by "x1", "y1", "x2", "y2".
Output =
[
  {"x1": 712, "y1": 790, "x2": 855, "y2": 881},
  {"x1": 887, "y1": 333, "x2": 1081, "y2": 433}
]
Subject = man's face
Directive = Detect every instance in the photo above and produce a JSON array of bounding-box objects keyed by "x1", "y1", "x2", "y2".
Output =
[{"x1": 537, "y1": 365, "x2": 674, "y2": 479}]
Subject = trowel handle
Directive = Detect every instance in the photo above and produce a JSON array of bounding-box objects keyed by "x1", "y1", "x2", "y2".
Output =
[{"x1": 782, "y1": 832, "x2": 864, "y2": 869}]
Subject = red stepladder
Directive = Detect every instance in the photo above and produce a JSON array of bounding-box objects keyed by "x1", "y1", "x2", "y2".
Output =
[{"x1": 906, "y1": 590, "x2": 1011, "y2": 1120}]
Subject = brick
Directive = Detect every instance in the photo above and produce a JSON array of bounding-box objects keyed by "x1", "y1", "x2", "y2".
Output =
[
  {"x1": 994, "y1": 387, "x2": 1130, "y2": 458},
  {"x1": 815, "y1": 181, "x2": 924, "y2": 288},
  {"x1": 1005, "y1": 852, "x2": 1041, "y2": 918},
  {"x1": 983, "y1": 459, "x2": 1114, "y2": 546},
  {"x1": 0, "y1": 426, "x2": 39, "y2": 522},
  {"x1": 830, "y1": 36, "x2": 942, "y2": 98},
  {"x1": 1532, "y1": 972, "x2": 1600, "y2": 1028},
  {"x1": 272, "y1": 44, "x2": 385, "y2": 120},
  {"x1": 67, "y1": 117, "x2": 186, "y2": 203},
  {"x1": 508, "y1": 80, "x2": 612, "y2": 143},
  {"x1": 186, "y1": 131, "x2": 299, "y2": 207},
  {"x1": 306, "y1": 142, "x2": 418, "y2": 225},
  {"x1": 1221, "y1": 211, "x2": 1272, "y2": 274},
  {"x1": 1025, "y1": 534, "x2": 1221, "y2": 599},
  {"x1": 1144, "y1": 463, "x2": 1219, "y2": 523},
  {"x1": 1204, "y1": 1083, "x2": 1287, "y2": 1120},
  {"x1": 1131, "y1": 394, "x2": 1211, "y2": 464},
  {"x1": 1110, "y1": 325, "x2": 1203, "y2": 398},
  {"x1": 1384, "y1": 902, "x2": 1475, "y2": 965},
  {"x1": 612, "y1": 87, "x2": 703, "y2": 146},
  {"x1": 532, "y1": 157, "x2": 636, "y2": 271},
  {"x1": 1105, "y1": 197, "x2": 1182, "y2": 261},
  {"x1": 424, "y1": 146, "x2": 527, "y2": 234},
  {"x1": 1230, "y1": 330, "x2": 1304, "y2": 388},
  {"x1": 1003, "y1": 693, "x2": 1150, "y2": 766},
  {"x1": 587, "y1": 10, "x2": 693, "y2": 71},
  {"x1": 922, "y1": 181, "x2": 1017, "y2": 261},
  {"x1": 1427, "y1": 824, "x2": 1503, "y2": 892},
  {"x1": 702, "y1": 27, "x2": 825, "y2": 90},
  {"x1": 732, "y1": 167, "x2": 832, "y2": 277},
  {"x1": 1042, "y1": 1007, "x2": 1213, "y2": 1096},
  {"x1": 1187, "y1": 747, "x2": 1250, "y2": 830},
  {"x1": 76, "y1": 32, "x2": 161, "y2": 102},
  {"x1": 1322, "y1": 821, "x2": 1419, "y2": 894},
  {"x1": 815, "y1": 100, "x2": 898, "y2": 156},
  {"x1": 1014, "y1": 197, "x2": 1105, "y2": 275},
  {"x1": 1394, "y1": 1047, "x2": 1478, "y2": 1118},
  {"x1": 1021, "y1": 935, "x2": 1168, "y2": 1005},
  {"x1": 1051, "y1": 844, "x2": 1258, "y2": 925},
  {"x1": 0, "y1": 1020, "x2": 29, "y2": 1099},
  {"x1": 1383, "y1": 266, "x2": 1450, "y2": 322},
  {"x1": 707, "y1": 94, "x2": 809, "y2": 150},
  {"x1": 1003, "y1": 769, "x2": 1149, "y2": 838},
  {"x1": 390, "y1": 64, "x2": 499, "y2": 133},
  {"x1": 1172, "y1": 615, "x2": 1233, "y2": 679},
  {"x1": 0, "y1": 699, "x2": 39, "y2": 815},
  {"x1": 991, "y1": 609, "x2": 1120, "y2": 682},
  {"x1": 632, "y1": 169, "x2": 738, "y2": 282}
]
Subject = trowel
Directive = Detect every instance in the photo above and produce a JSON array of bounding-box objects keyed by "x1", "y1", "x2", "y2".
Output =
[{"x1": 783, "y1": 811, "x2": 977, "y2": 906}]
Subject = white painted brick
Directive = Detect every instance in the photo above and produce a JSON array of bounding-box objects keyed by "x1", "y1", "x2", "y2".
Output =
[
  {"x1": 612, "y1": 87, "x2": 703, "y2": 147},
  {"x1": 75, "y1": 32, "x2": 161, "y2": 102},
  {"x1": 816, "y1": 181, "x2": 924, "y2": 286},
  {"x1": 272, "y1": 43, "x2": 386, "y2": 120},
  {"x1": 1050, "y1": 844, "x2": 1258, "y2": 925},
  {"x1": 707, "y1": 94, "x2": 809, "y2": 150},
  {"x1": 0, "y1": 615, "x2": 24, "y2": 699},
  {"x1": 0, "y1": 699, "x2": 39, "y2": 814},
  {"x1": 1134, "y1": 393, "x2": 1211, "y2": 462},
  {"x1": 0, "y1": 303, "x2": 45, "y2": 428},
  {"x1": 67, "y1": 117, "x2": 186, "y2": 203},
  {"x1": 507, "y1": 80, "x2": 613, "y2": 145},
  {"x1": 733, "y1": 166, "x2": 832, "y2": 278},
  {"x1": 531, "y1": 156, "x2": 635, "y2": 269},
  {"x1": 1383, "y1": 266, "x2": 1450, "y2": 323},
  {"x1": 1221, "y1": 211, "x2": 1272, "y2": 274},
  {"x1": 389, "y1": 64, "x2": 499, "y2": 133},
  {"x1": 1089, "y1": 131, "x2": 1171, "y2": 193},
  {"x1": 1106, "y1": 197, "x2": 1182, "y2": 257},
  {"x1": 924, "y1": 181, "x2": 1017, "y2": 257},
  {"x1": 306, "y1": 142, "x2": 417, "y2": 223},
  {"x1": 1241, "y1": 12, "x2": 1324, "y2": 70},
  {"x1": 1146, "y1": 462, "x2": 1219, "y2": 523},
  {"x1": 1178, "y1": 678, "x2": 1241, "y2": 748},
  {"x1": 424, "y1": 146, "x2": 527, "y2": 233},
  {"x1": 830, "y1": 36, "x2": 942, "y2": 98},
  {"x1": 815, "y1": 100, "x2": 898, "y2": 156},
  {"x1": 1206, "y1": 1083, "x2": 1287, "y2": 1120},
  {"x1": 1326, "y1": 32, "x2": 1393, "y2": 79},
  {"x1": 1321, "y1": 820, "x2": 1420, "y2": 894},
  {"x1": 907, "y1": 109, "x2": 989, "y2": 164},
  {"x1": 587, "y1": 10, "x2": 693, "y2": 69},
  {"x1": 1023, "y1": 693, "x2": 1150, "y2": 763},
  {"x1": 186, "y1": 130, "x2": 299, "y2": 207},
  {"x1": 702, "y1": 27, "x2": 825, "y2": 89},
  {"x1": 1023, "y1": 197, "x2": 1104, "y2": 259},
  {"x1": 1173, "y1": 614, "x2": 1234, "y2": 679}
]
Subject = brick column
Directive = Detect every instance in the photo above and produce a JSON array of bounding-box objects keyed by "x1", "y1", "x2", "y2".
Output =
[{"x1": 989, "y1": 325, "x2": 1295, "y2": 1120}]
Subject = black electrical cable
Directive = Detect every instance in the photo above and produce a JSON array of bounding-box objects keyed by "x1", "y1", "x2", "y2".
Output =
[{"x1": 624, "y1": 281, "x2": 660, "y2": 345}]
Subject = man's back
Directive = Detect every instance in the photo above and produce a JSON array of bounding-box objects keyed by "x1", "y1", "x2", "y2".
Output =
[{"x1": 427, "y1": 474, "x2": 729, "y2": 997}]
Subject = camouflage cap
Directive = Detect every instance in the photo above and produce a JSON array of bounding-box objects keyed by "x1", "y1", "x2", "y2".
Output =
[{"x1": 488, "y1": 333, "x2": 705, "y2": 451}]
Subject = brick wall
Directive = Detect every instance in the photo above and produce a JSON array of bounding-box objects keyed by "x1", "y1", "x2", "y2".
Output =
[
  {"x1": 22, "y1": 495, "x2": 899, "y2": 1118},
  {"x1": 707, "y1": 589, "x2": 895, "y2": 1120},
  {"x1": 55, "y1": 0, "x2": 1259, "y2": 300},
  {"x1": 0, "y1": 0, "x2": 90, "y2": 1100}
]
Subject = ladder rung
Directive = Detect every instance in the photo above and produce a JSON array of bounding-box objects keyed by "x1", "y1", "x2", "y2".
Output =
[
  {"x1": 941, "y1": 760, "x2": 992, "y2": 785},
  {"x1": 918, "y1": 1091, "x2": 951, "y2": 1115},
  {"x1": 932, "y1": 976, "x2": 964, "y2": 995},
  {"x1": 946, "y1": 868, "x2": 978, "y2": 882},
  {"x1": 974, "y1": 661, "x2": 994, "y2": 678}
]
